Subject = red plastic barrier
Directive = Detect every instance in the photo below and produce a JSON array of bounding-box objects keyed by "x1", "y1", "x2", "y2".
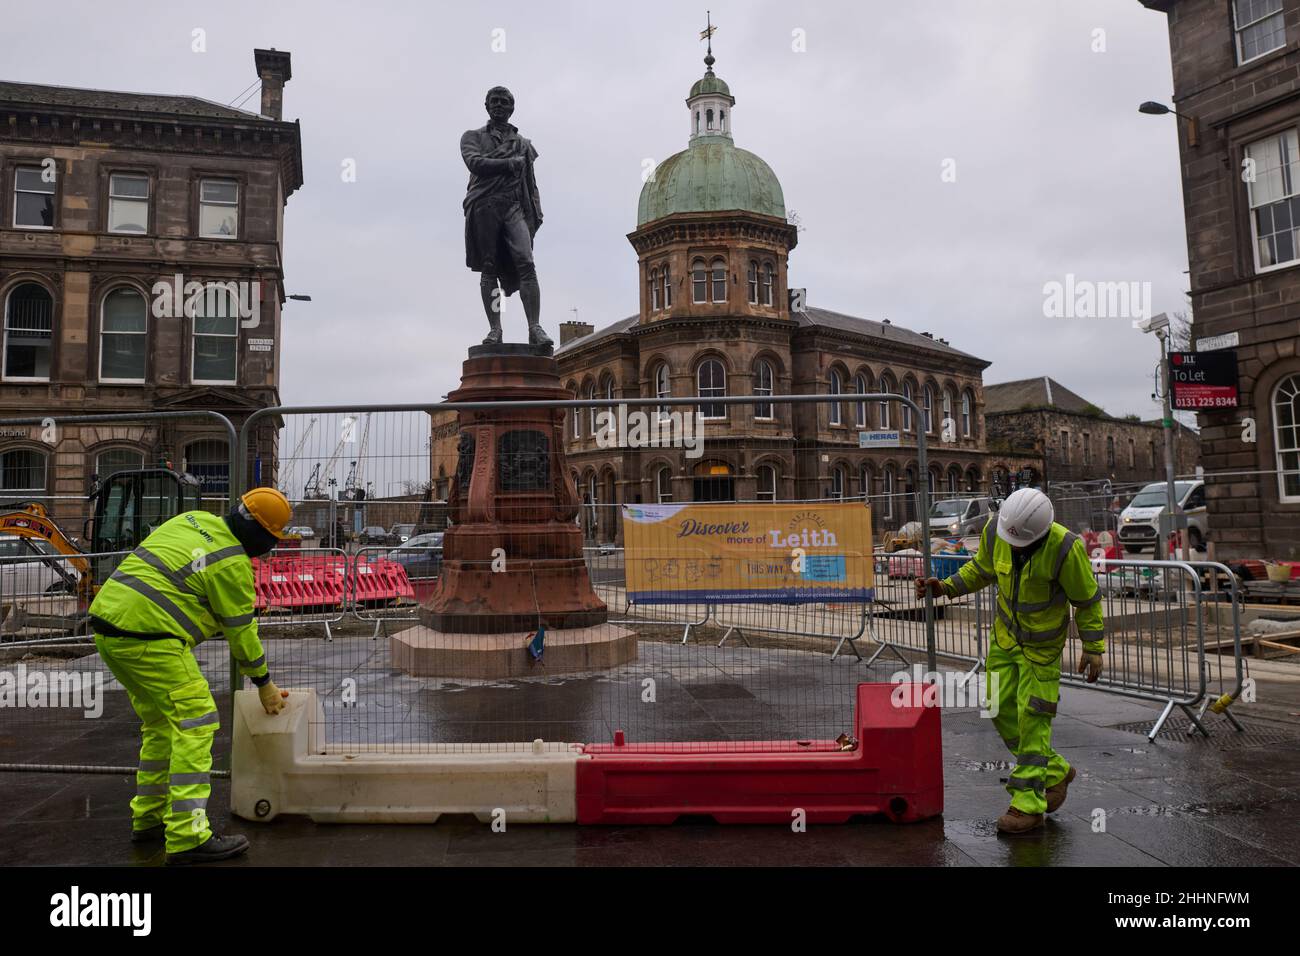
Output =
[
  {"x1": 1082, "y1": 530, "x2": 1122, "y2": 560},
  {"x1": 350, "y1": 556, "x2": 415, "y2": 606},
  {"x1": 576, "y1": 682, "x2": 943, "y2": 825},
  {"x1": 253, "y1": 554, "x2": 346, "y2": 612}
]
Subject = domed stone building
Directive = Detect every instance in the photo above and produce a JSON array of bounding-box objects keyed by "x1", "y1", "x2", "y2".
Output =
[{"x1": 557, "y1": 48, "x2": 992, "y2": 544}]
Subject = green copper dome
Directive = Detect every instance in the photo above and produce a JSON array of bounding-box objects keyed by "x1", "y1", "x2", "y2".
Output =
[
  {"x1": 637, "y1": 139, "x2": 786, "y2": 227},
  {"x1": 688, "y1": 73, "x2": 731, "y2": 99}
]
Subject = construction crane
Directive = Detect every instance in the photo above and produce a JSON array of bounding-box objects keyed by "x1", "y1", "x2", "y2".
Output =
[
  {"x1": 343, "y1": 414, "x2": 373, "y2": 501},
  {"x1": 278, "y1": 416, "x2": 317, "y2": 497},
  {"x1": 306, "y1": 413, "x2": 361, "y2": 500}
]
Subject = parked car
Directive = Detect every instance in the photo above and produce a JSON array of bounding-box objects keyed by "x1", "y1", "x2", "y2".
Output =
[
  {"x1": 385, "y1": 532, "x2": 444, "y2": 579},
  {"x1": 388, "y1": 523, "x2": 417, "y2": 545},
  {"x1": 927, "y1": 496, "x2": 993, "y2": 537},
  {"x1": 361, "y1": 526, "x2": 389, "y2": 545},
  {"x1": 1118, "y1": 480, "x2": 1207, "y2": 553},
  {"x1": 0, "y1": 535, "x2": 81, "y2": 597}
]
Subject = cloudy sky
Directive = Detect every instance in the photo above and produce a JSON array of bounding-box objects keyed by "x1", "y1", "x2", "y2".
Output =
[{"x1": 4, "y1": 0, "x2": 1190, "y2": 419}]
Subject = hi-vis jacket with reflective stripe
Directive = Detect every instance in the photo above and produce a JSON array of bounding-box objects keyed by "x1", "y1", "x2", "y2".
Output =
[
  {"x1": 89, "y1": 511, "x2": 269, "y2": 682},
  {"x1": 940, "y1": 518, "x2": 1105, "y2": 663}
]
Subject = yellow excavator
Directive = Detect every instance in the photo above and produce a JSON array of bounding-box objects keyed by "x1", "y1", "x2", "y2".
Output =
[{"x1": 0, "y1": 468, "x2": 203, "y2": 608}]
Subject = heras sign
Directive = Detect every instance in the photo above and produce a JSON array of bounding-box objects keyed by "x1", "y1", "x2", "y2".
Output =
[{"x1": 1169, "y1": 350, "x2": 1239, "y2": 410}]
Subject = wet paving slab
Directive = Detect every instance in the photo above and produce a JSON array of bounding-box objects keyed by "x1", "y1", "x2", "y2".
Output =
[{"x1": 3, "y1": 635, "x2": 1299, "y2": 866}]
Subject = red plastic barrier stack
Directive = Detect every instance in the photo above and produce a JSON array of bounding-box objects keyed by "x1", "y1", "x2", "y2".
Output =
[{"x1": 575, "y1": 682, "x2": 943, "y2": 825}]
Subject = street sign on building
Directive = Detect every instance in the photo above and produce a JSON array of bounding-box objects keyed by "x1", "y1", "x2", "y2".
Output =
[
  {"x1": 859, "y1": 429, "x2": 901, "y2": 448},
  {"x1": 1169, "y1": 350, "x2": 1239, "y2": 410},
  {"x1": 1194, "y1": 331, "x2": 1239, "y2": 352}
]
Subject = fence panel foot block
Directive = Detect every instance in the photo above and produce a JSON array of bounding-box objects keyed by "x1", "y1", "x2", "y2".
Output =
[
  {"x1": 575, "y1": 682, "x2": 943, "y2": 824},
  {"x1": 231, "y1": 689, "x2": 584, "y2": 824}
]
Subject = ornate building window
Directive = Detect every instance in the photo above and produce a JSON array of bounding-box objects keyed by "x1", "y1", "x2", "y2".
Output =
[
  {"x1": 662, "y1": 265, "x2": 672, "y2": 307},
  {"x1": 649, "y1": 267, "x2": 660, "y2": 310},
  {"x1": 747, "y1": 261, "x2": 758, "y2": 304},
  {"x1": 0, "y1": 447, "x2": 47, "y2": 494},
  {"x1": 100, "y1": 288, "x2": 148, "y2": 383},
  {"x1": 108, "y1": 173, "x2": 150, "y2": 234},
  {"x1": 756, "y1": 464, "x2": 777, "y2": 501},
  {"x1": 879, "y1": 373, "x2": 894, "y2": 430},
  {"x1": 1274, "y1": 373, "x2": 1300, "y2": 501},
  {"x1": 831, "y1": 464, "x2": 847, "y2": 500},
  {"x1": 191, "y1": 285, "x2": 238, "y2": 385},
  {"x1": 762, "y1": 263, "x2": 774, "y2": 306},
  {"x1": 3, "y1": 282, "x2": 54, "y2": 381},
  {"x1": 710, "y1": 257, "x2": 727, "y2": 302},
  {"x1": 961, "y1": 390, "x2": 973, "y2": 437},
  {"x1": 587, "y1": 382, "x2": 598, "y2": 436},
  {"x1": 656, "y1": 466, "x2": 673, "y2": 503},
  {"x1": 902, "y1": 380, "x2": 914, "y2": 433},
  {"x1": 923, "y1": 385, "x2": 934, "y2": 434},
  {"x1": 198, "y1": 178, "x2": 239, "y2": 238},
  {"x1": 697, "y1": 359, "x2": 726, "y2": 420},
  {"x1": 653, "y1": 363, "x2": 671, "y2": 421},
  {"x1": 860, "y1": 463, "x2": 874, "y2": 503},
  {"x1": 13, "y1": 167, "x2": 55, "y2": 229},
  {"x1": 855, "y1": 373, "x2": 868, "y2": 428},
  {"x1": 829, "y1": 370, "x2": 843, "y2": 426},
  {"x1": 754, "y1": 360, "x2": 774, "y2": 420},
  {"x1": 692, "y1": 259, "x2": 708, "y2": 303}
]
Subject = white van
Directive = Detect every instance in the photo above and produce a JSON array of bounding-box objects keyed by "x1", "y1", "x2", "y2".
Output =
[
  {"x1": 928, "y1": 496, "x2": 993, "y2": 537},
  {"x1": 1118, "y1": 480, "x2": 1208, "y2": 553}
]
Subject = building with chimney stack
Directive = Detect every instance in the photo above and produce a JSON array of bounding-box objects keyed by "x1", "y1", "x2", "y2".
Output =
[
  {"x1": 555, "y1": 45, "x2": 992, "y2": 544},
  {"x1": 0, "y1": 49, "x2": 303, "y2": 521}
]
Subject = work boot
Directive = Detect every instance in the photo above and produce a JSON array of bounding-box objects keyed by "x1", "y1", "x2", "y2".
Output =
[
  {"x1": 996, "y1": 806, "x2": 1045, "y2": 835},
  {"x1": 130, "y1": 823, "x2": 165, "y2": 844},
  {"x1": 165, "y1": 833, "x2": 250, "y2": 866},
  {"x1": 1045, "y1": 766, "x2": 1076, "y2": 814},
  {"x1": 528, "y1": 322, "x2": 553, "y2": 348}
]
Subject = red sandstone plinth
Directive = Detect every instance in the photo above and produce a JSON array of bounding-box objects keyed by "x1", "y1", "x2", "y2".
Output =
[
  {"x1": 390, "y1": 623, "x2": 637, "y2": 678},
  {"x1": 420, "y1": 347, "x2": 608, "y2": 636}
]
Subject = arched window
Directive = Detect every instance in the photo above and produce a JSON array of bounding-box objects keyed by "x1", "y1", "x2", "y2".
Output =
[
  {"x1": 656, "y1": 466, "x2": 673, "y2": 503},
  {"x1": 3, "y1": 282, "x2": 54, "y2": 381},
  {"x1": 719, "y1": 109, "x2": 726, "y2": 131},
  {"x1": 855, "y1": 373, "x2": 868, "y2": 427},
  {"x1": 697, "y1": 359, "x2": 726, "y2": 420},
  {"x1": 706, "y1": 108, "x2": 714, "y2": 130},
  {"x1": 762, "y1": 263, "x2": 774, "y2": 306},
  {"x1": 747, "y1": 261, "x2": 758, "y2": 304},
  {"x1": 831, "y1": 465, "x2": 847, "y2": 500},
  {"x1": 0, "y1": 447, "x2": 47, "y2": 494},
  {"x1": 878, "y1": 374, "x2": 894, "y2": 430},
  {"x1": 692, "y1": 259, "x2": 708, "y2": 303},
  {"x1": 710, "y1": 257, "x2": 727, "y2": 302},
  {"x1": 754, "y1": 360, "x2": 774, "y2": 420},
  {"x1": 942, "y1": 388, "x2": 954, "y2": 435},
  {"x1": 184, "y1": 439, "x2": 229, "y2": 496},
  {"x1": 601, "y1": 373, "x2": 615, "y2": 424},
  {"x1": 191, "y1": 284, "x2": 238, "y2": 385},
  {"x1": 947, "y1": 466, "x2": 961, "y2": 495},
  {"x1": 902, "y1": 380, "x2": 914, "y2": 432},
  {"x1": 96, "y1": 447, "x2": 145, "y2": 478},
  {"x1": 883, "y1": 465, "x2": 896, "y2": 520},
  {"x1": 829, "y1": 370, "x2": 842, "y2": 425},
  {"x1": 649, "y1": 267, "x2": 659, "y2": 310},
  {"x1": 695, "y1": 111, "x2": 701, "y2": 134},
  {"x1": 653, "y1": 363, "x2": 671, "y2": 421},
  {"x1": 100, "y1": 288, "x2": 147, "y2": 383},
  {"x1": 923, "y1": 385, "x2": 934, "y2": 434},
  {"x1": 961, "y1": 390, "x2": 972, "y2": 437},
  {"x1": 586, "y1": 382, "x2": 598, "y2": 436},
  {"x1": 568, "y1": 382, "x2": 581, "y2": 439},
  {"x1": 860, "y1": 463, "x2": 874, "y2": 503},
  {"x1": 756, "y1": 464, "x2": 777, "y2": 501},
  {"x1": 662, "y1": 265, "x2": 672, "y2": 307},
  {"x1": 1274, "y1": 373, "x2": 1300, "y2": 501}
]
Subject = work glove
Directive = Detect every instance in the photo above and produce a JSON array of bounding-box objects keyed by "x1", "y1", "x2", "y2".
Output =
[
  {"x1": 914, "y1": 577, "x2": 946, "y2": 601},
  {"x1": 258, "y1": 680, "x2": 289, "y2": 716},
  {"x1": 1077, "y1": 652, "x2": 1103, "y2": 684}
]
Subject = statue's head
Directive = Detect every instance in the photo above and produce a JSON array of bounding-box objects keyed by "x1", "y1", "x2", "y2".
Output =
[{"x1": 484, "y1": 86, "x2": 515, "y2": 124}]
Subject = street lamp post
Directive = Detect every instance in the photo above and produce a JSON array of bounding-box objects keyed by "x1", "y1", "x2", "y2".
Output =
[{"x1": 1135, "y1": 312, "x2": 1182, "y2": 558}]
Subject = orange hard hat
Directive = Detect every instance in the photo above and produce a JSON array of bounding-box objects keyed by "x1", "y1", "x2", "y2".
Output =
[{"x1": 240, "y1": 487, "x2": 293, "y2": 538}]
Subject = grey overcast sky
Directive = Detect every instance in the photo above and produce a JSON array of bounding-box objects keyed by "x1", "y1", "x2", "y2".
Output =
[{"x1": 2, "y1": 0, "x2": 1190, "y2": 419}]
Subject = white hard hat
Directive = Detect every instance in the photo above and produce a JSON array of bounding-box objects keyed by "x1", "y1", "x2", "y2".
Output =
[{"x1": 996, "y1": 488, "x2": 1054, "y2": 547}]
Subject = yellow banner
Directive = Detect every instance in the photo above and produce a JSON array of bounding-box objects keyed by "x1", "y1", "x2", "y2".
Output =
[{"x1": 622, "y1": 501, "x2": 874, "y2": 604}]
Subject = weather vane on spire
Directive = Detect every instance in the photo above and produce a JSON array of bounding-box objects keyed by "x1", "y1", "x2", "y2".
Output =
[{"x1": 699, "y1": 10, "x2": 717, "y2": 72}]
